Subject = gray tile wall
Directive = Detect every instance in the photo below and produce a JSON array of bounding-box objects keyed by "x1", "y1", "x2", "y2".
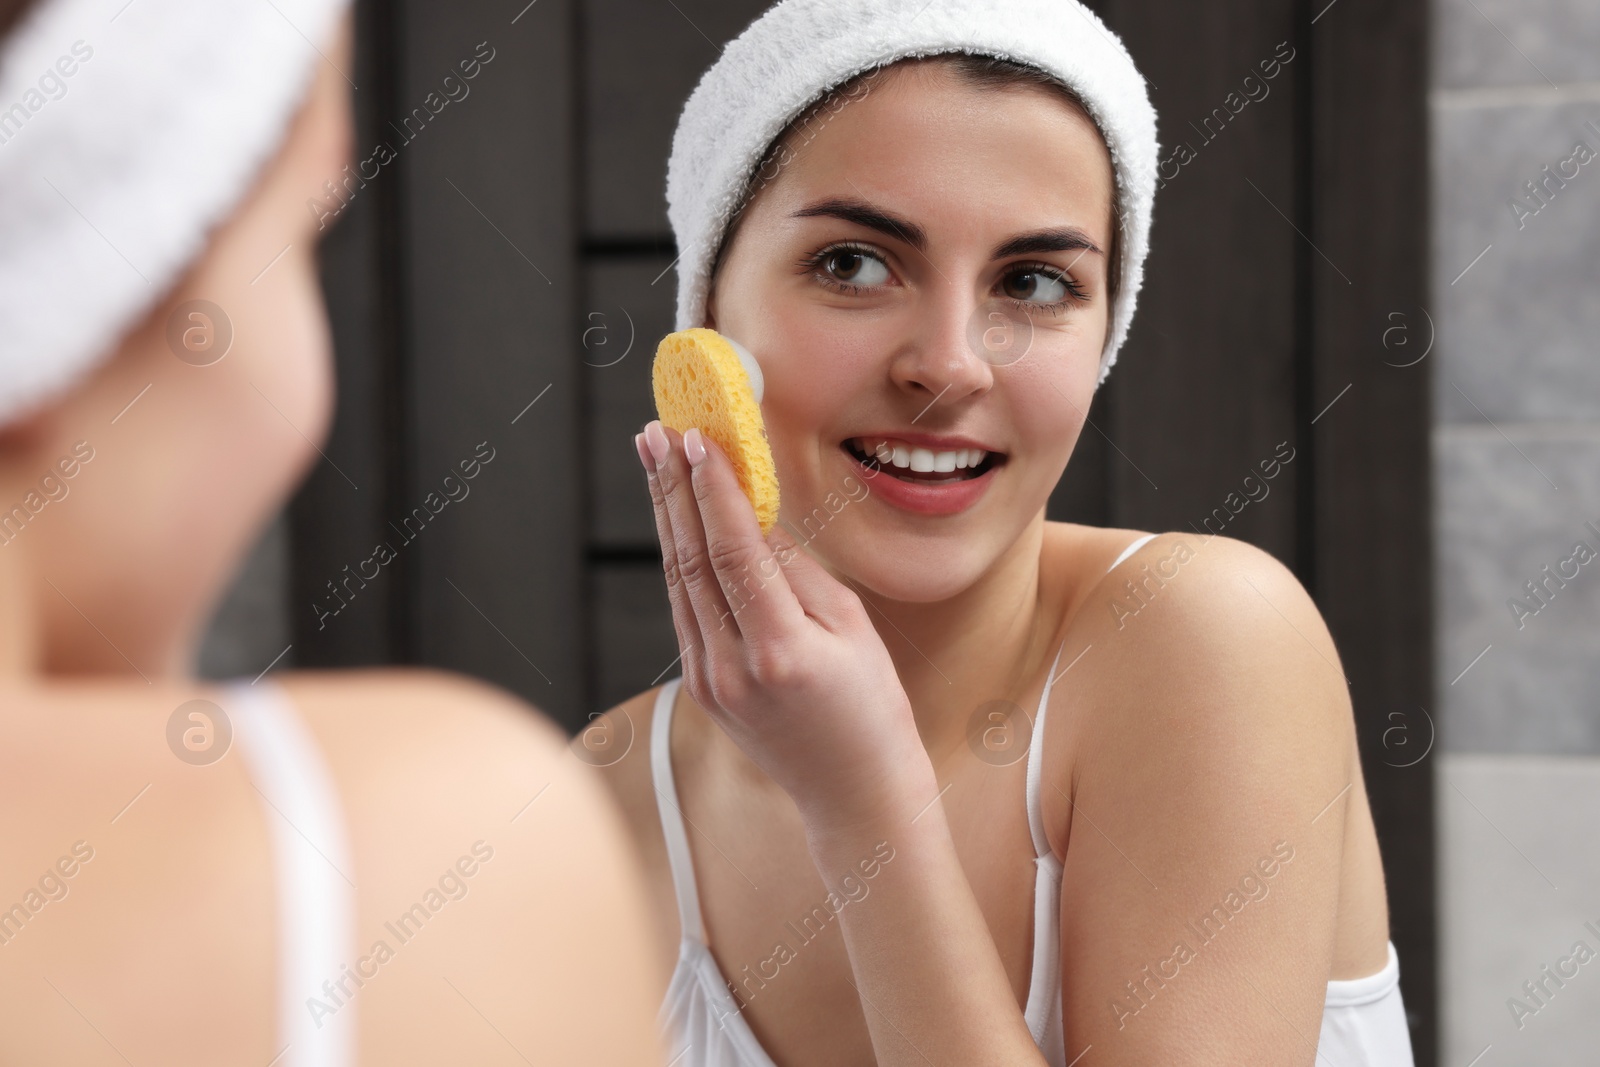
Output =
[
  {"x1": 1438, "y1": 754, "x2": 1600, "y2": 1066},
  {"x1": 1432, "y1": 0, "x2": 1600, "y2": 754},
  {"x1": 1433, "y1": 2, "x2": 1600, "y2": 1064}
]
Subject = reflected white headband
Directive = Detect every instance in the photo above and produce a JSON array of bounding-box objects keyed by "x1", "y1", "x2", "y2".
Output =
[
  {"x1": 666, "y1": 0, "x2": 1159, "y2": 385},
  {"x1": 0, "y1": 0, "x2": 349, "y2": 427}
]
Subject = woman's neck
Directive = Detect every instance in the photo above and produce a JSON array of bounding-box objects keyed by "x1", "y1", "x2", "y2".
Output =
[
  {"x1": 861, "y1": 515, "x2": 1057, "y2": 769},
  {"x1": 0, "y1": 465, "x2": 190, "y2": 685},
  {"x1": 0, "y1": 531, "x2": 41, "y2": 682}
]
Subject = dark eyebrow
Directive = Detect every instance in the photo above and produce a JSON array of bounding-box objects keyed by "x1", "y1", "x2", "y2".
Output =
[
  {"x1": 790, "y1": 196, "x2": 1103, "y2": 260},
  {"x1": 990, "y1": 228, "x2": 1103, "y2": 259},
  {"x1": 792, "y1": 197, "x2": 928, "y2": 252}
]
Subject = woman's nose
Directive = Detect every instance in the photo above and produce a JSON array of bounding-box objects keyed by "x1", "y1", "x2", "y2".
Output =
[{"x1": 887, "y1": 294, "x2": 999, "y2": 407}]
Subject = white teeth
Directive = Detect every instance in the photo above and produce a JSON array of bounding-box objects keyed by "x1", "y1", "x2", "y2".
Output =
[{"x1": 851, "y1": 437, "x2": 992, "y2": 472}]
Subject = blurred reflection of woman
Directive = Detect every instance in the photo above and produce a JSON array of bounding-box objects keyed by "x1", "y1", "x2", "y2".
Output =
[{"x1": 0, "y1": 1, "x2": 663, "y2": 1063}]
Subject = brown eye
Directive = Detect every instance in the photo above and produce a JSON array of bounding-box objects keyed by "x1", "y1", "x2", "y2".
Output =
[
  {"x1": 830, "y1": 251, "x2": 865, "y2": 280},
  {"x1": 821, "y1": 247, "x2": 889, "y2": 286},
  {"x1": 1002, "y1": 270, "x2": 1068, "y2": 303}
]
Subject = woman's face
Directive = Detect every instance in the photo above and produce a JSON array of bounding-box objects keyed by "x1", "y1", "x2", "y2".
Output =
[
  {"x1": 706, "y1": 59, "x2": 1115, "y2": 602},
  {"x1": 0, "y1": 15, "x2": 353, "y2": 675}
]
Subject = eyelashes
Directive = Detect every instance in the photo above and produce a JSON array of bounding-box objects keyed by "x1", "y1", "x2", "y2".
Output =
[{"x1": 796, "y1": 241, "x2": 1090, "y2": 315}]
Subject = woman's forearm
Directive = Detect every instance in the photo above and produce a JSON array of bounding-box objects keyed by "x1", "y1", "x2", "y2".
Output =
[{"x1": 802, "y1": 769, "x2": 1048, "y2": 1067}]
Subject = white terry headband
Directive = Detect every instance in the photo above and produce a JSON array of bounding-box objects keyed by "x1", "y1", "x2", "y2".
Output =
[
  {"x1": 666, "y1": 0, "x2": 1159, "y2": 385},
  {"x1": 0, "y1": 0, "x2": 350, "y2": 427}
]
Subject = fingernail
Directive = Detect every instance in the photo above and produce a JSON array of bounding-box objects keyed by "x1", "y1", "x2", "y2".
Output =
[
  {"x1": 643, "y1": 421, "x2": 670, "y2": 466},
  {"x1": 634, "y1": 431, "x2": 654, "y2": 471},
  {"x1": 684, "y1": 427, "x2": 707, "y2": 467}
]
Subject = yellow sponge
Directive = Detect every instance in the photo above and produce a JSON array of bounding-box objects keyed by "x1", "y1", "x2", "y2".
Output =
[{"x1": 652, "y1": 327, "x2": 780, "y2": 533}]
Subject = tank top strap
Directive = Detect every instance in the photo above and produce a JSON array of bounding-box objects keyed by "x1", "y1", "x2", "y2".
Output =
[
  {"x1": 649, "y1": 677, "x2": 708, "y2": 944},
  {"x1": 1024, "y1": 640, "x2": 1068, "y2": 862},
  {"x1": 1022, "y1": 533, "x2": 1158, "y2": 862},
  {"x1": 222, "y1": 679, "x2": 358, "y2": 1067},
  {"x1": 1108, "y1": 531, "x2": 1158, "y2": 571}
]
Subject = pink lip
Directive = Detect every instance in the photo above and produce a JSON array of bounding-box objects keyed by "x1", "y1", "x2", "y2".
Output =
[
  {"x1": 847, "y1": 430, "x2": 1003, "y2": 454},
  {"x1": 842, "y1": 445, "x2": 999, "y2": 517}
]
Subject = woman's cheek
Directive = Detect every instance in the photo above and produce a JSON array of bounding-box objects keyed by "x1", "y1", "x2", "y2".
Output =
[
  {"x1": 1005, "y1": 340, "x2": 1094, "y2": 487},
  {"x1": 763, "y1": 390, "x2": 828, "y2": 489}
]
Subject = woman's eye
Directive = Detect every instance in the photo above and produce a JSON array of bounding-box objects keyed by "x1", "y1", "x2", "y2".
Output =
[
  {"x1": 824, "y1": 249, "x2": 890, "y2": 286},
  {"x1": 1001, "y1": 270, "x2": 1069, "y2": 304}
]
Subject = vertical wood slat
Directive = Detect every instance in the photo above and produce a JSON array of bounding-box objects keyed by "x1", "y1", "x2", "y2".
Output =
[
  {"x1": 292, "y1": 0, "x2": 407, "y2": 668},
  {"x1": 582, "y1": 0, "x2": 775, "y2": 239},
  {"x1": 394, "y1": 0, "x2": 584, "y2": 726},
  {"x1": 295, "y1": 0, "x2": 590, "y2": 726},
  {"x1": 1046, "y1": 387, "x2": 1111, "y2": 526},
  {"x1": 1105, "y1": 0, "x2": 1303, "y2": 564},
  {"x1": 584, "y1": 257, "x2": 678, "y2": 548},
  {"x1": 1307, "y1": 0, "x2": 1435, "y2": 1062},
  {"x1": 581, "y1": 255, "x2": 681, "y2": 710}
]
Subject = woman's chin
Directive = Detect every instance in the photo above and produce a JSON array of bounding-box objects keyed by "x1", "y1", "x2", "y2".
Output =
[{"x1": 809, "y1": 539, "x2": 988, "y2": 605}]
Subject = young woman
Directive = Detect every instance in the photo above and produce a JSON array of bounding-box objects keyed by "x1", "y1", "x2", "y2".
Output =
[
  {"x1": 0, "y1": 1, "x2": 662, "y2": 1063},
  {"x1": 594, "y1": 1, "x2": 1412, "y2": 1064}
]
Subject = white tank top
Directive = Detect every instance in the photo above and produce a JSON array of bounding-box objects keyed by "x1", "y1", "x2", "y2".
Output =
[
  {"x1": 650, "y1": 533, "x2": 1415, "y2": 1066},
  {"x1": 224, "y1": 680, "x2": 359, "y2": 1067}
]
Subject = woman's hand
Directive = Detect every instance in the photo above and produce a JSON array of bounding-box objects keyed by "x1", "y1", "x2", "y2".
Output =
[{"x1": 636, "y1": 419, "x2": 932, "y2": 832}]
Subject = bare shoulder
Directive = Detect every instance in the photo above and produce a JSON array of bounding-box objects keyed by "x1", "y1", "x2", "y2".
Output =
[
  {"x1": 277, "y1": 664, "x2": 635, "y2": 862},
  {"x1": 276, "y1": 665, "x2": 632, "y2": 873},
  {"x1": 282, "y1": 665, "x2": 628, "y2": 813},
  {"x1": 275, "y1": 665, "x2": 657, "y2": 933},
  {"x1": 282, "y1": 668, "x2": 669, "y2": 1063},
  {"x1": 1053, "y1": 529, "x2": 1356, "y2": 832},
  {"x1": 1071, "y1": 529, "x2": 1345, "y2": 688},
  {"x1": 279, "y1": 665, "x2": 569, "y2": 753},
  {"x1": 0, "y1": 673, "x2": 667, "y2": 1065}
]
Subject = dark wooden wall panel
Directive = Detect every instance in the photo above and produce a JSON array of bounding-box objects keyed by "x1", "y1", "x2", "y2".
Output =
[
  {"x1": 396, "y1": 0, "x2": 583, "y2": 720},
  {"x1": 296, "y1": 0, "x2": 587, "y2": 724},
  {"x1": 1045, "y1": 387, "x2": 1112, "y2": 526},
  {"x1": 583, "y1": 0, "x2": 774, "y2": 238},
  {"x1": 1106, "y1": 0, "x2": 1303, "y2": 563},
  {"x1": 591, "y1": 564, "x2": 679, "y2": 714},
  {"x1": 1307, "y1": 0, "x2": 1435, "y2": 1062},
  {"x1": 584, "y1": 258, "x2": 676, "y2": 548},
  {"x1": 293, "y1": 0, "x2": 409, "y2": 668}
]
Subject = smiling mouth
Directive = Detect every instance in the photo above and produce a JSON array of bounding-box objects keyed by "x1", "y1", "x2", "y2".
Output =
[{"x1": 842, "y1": 437, "x2": 1005, "y2": 484}]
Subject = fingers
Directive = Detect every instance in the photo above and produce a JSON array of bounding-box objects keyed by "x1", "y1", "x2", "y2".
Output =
[
  {"x1": 684, "y1": 429, "x2": 807, "y2": 643},
  {"x1": 639, "y1": 424, "x2": 707, "y2": 677},
  {"x1": 639, "y1": 417, "x2": 866, "y2": 708},
  {"x1": 640, "y1": 421, "x2": 737, "y2": 671},
  {"x1": 640, "y1": 427, "x2": 697, "y2": 671}
]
